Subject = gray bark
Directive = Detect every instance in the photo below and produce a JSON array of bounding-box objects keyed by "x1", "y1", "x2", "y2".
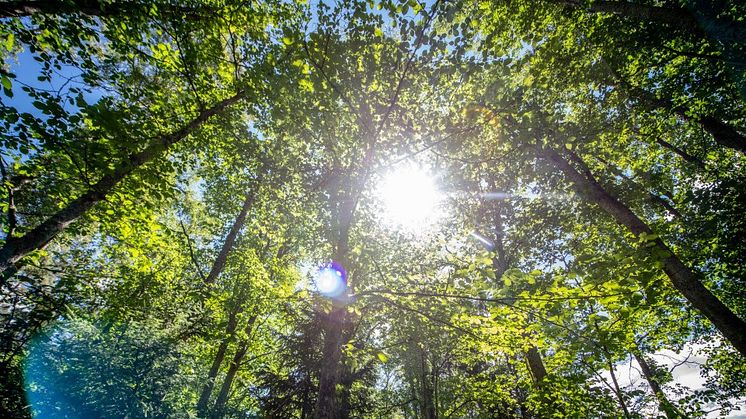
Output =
[
  {"x1": 542, "y1": 146, "x2": 746, "y2": 356},
  {"x1": 0, "y1": 91, "x2": 246, "y2": 281},
  {"x1": 204, "y1": 189, "x2": 257, "y2": 284}
]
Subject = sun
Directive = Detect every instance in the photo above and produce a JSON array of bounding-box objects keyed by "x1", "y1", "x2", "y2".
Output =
[{"x1": 376, "y1": 164, "x2": 442, "y2": 231}]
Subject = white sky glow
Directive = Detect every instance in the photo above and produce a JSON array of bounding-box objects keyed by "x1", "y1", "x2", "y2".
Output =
[{"x1": 376, "y1": 164, "x2": 442, "y2": 231}]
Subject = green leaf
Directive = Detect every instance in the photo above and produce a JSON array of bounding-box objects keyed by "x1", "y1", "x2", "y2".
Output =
[
  {"x1": 376, "y1": 352, "x2": 389, "y2": 363},
  {"x1": 4, "y1": 33, "x2": 14, "y2": 51},
  {"x1": 1, "y1": 75, "x2": 11, "y2": 91}
]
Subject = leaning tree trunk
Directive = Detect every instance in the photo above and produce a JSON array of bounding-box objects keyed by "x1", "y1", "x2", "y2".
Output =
[
  {"x1": 0, "y1": 91, "x2": 247, "y2": 281},
  {"x1": 632, "y1": 347, "x2": 683, "y2": 418},
  {"x1": 211, "y1": 314, "x2": 258, "y2": 418},
  {"x1": 605, "y1": 355, "x2": 631, "y2": 419},
  {"x1": 607, "y1": 69, "x2": 746, "y2": 154},
  {"x1": 593, "y1": 326, "x2": 631, "y2": 419},
  {"x1": 646, "y1": 92, "x2": 746, "y2": 154},
  {"x1": 196, "y1": 305, "x2": 242, "y2": 417},
  {"x1": 194, "y1": 185, "x2": 257, "y2": 415},
  {"x1": 541, "y1": 146, "x2": 746, "y2": 356},
  {"x1": 204, "y1": 189, "x2": 258, "y2": 284}
]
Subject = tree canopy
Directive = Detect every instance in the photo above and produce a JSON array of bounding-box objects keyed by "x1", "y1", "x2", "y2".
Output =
[{"x1": 1, "y1": 0, "x2": 745, "y2": 417}]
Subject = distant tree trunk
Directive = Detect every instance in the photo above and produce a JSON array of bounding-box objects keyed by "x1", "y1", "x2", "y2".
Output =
[
  {"x1": 194, "y1": 185, "x2": 257, "y2": 415},
  {"x1": 593, "y1": 156, "x2": 682, "y2": 219},
  {"x1": 0, "y1": 91, "x2": 247, "y2": 281},
  {"x1": 632, "y1": 348, "x2": 683, "y2": 418},
  {"x1": 609, "y1": 72, "x2": 746, "y2": 154},
  {"x1": 653, "y1": 138, "x2": 705, "y2": 168},
  {"x1": 196, "y1": 305, "x2": 242, "y2": 417},
  {"x1": 419, "y1": 347, "x2": 437, "y2": 419},
  {"x1": 595, "y1": 336, "x2": 631, "y2": 419},
  {"x1": 484, "y1": 195, "x2": 549, "y2": 384},
  {"x1": 606, "y1": 357, "x2": 631, "y2": 419},
  {"x1": 204, "y1": 189, "x2": 258, "y2": 284},
  {"x1": 211, "y1": 314, "x2": 258, "y2": 417},
  {"x1": 541, "y1": 147, "x2": 746, "y2": 356},
  {"x1": 525, "y1": 345, "x2": 548, "y2": 384}
]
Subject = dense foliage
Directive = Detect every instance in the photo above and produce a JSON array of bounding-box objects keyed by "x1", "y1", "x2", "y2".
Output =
[{"x1": 1, "y1": 0, "x2": 745, "y2": 417}]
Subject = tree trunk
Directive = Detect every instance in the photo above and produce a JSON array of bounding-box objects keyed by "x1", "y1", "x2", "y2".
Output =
[
  {"x1": 525, "y1": 345, "x2": 548, "y2": 384},
  {"x1": 419, "y1": 347, "x2": 437, "y2": 419},
  {"x1": 632, "y1": 348, "x2": 682, "y2": 418},
  {"x1": 0, "y1": 91, "x2": 246, "y2": 281},
  {"x1": 211, "y1": 314, "x2": 258, "y2": 418},
  {"x1": 696, "y1": 115, "x2": 746, "y2": 154},
  {"x1": 653, "y1": 138, "x2": 705, "y2": 168},
  {"x1": 314, "y1": 189, "x2": 357, "y2": 418},
  {"x1": 606, "y1": 357, "x2": 631, "y2": 419},
  {"x1": 196, "y1": 306, "x2": 242, "y2": 417},
  {"x1": 485, "y1": 196, "x2": 549, "y2": 384},
  {"x1": 204, "y1": 189, "x2": 257, "y2": 284},
  {"x1": 618, "y1": 78, "x2": 746, "y2": 154},
  {"x1": 542, "y1": 147, "x2": 746, "y2": 356},
  {"x1": 314, "y1": 306, "x2": 346, "y2": 419}
]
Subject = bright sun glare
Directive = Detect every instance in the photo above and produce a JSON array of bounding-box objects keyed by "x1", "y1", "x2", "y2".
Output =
[{"x1": 376, "y1": 164, "x2": 442, "y2": 231}]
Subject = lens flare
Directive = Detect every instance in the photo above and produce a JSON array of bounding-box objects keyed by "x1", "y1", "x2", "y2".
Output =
[
  {"x1": 377, "y1": 164, "x2": 442, "y2": 231},
  {"x1": 471, "y1": 231, "x2": 495, "y2": 251},
  {"x1": 314, "y1": 262, "x2": 347, "y2": 298}
]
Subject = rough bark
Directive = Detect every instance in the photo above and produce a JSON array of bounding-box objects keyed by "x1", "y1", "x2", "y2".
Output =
[
  {"x1": 0, "y1": 0, "x2": 215, "y2": 19},
  {"x1": 542, "y1": 146, "x2": 746, "y2": 356},
  {"x1": 0, "y1": 91, "x2": 246, "y2": 281},
  {"x1": 211, "y1": 314, "x2": 258, "y2": 418}
]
